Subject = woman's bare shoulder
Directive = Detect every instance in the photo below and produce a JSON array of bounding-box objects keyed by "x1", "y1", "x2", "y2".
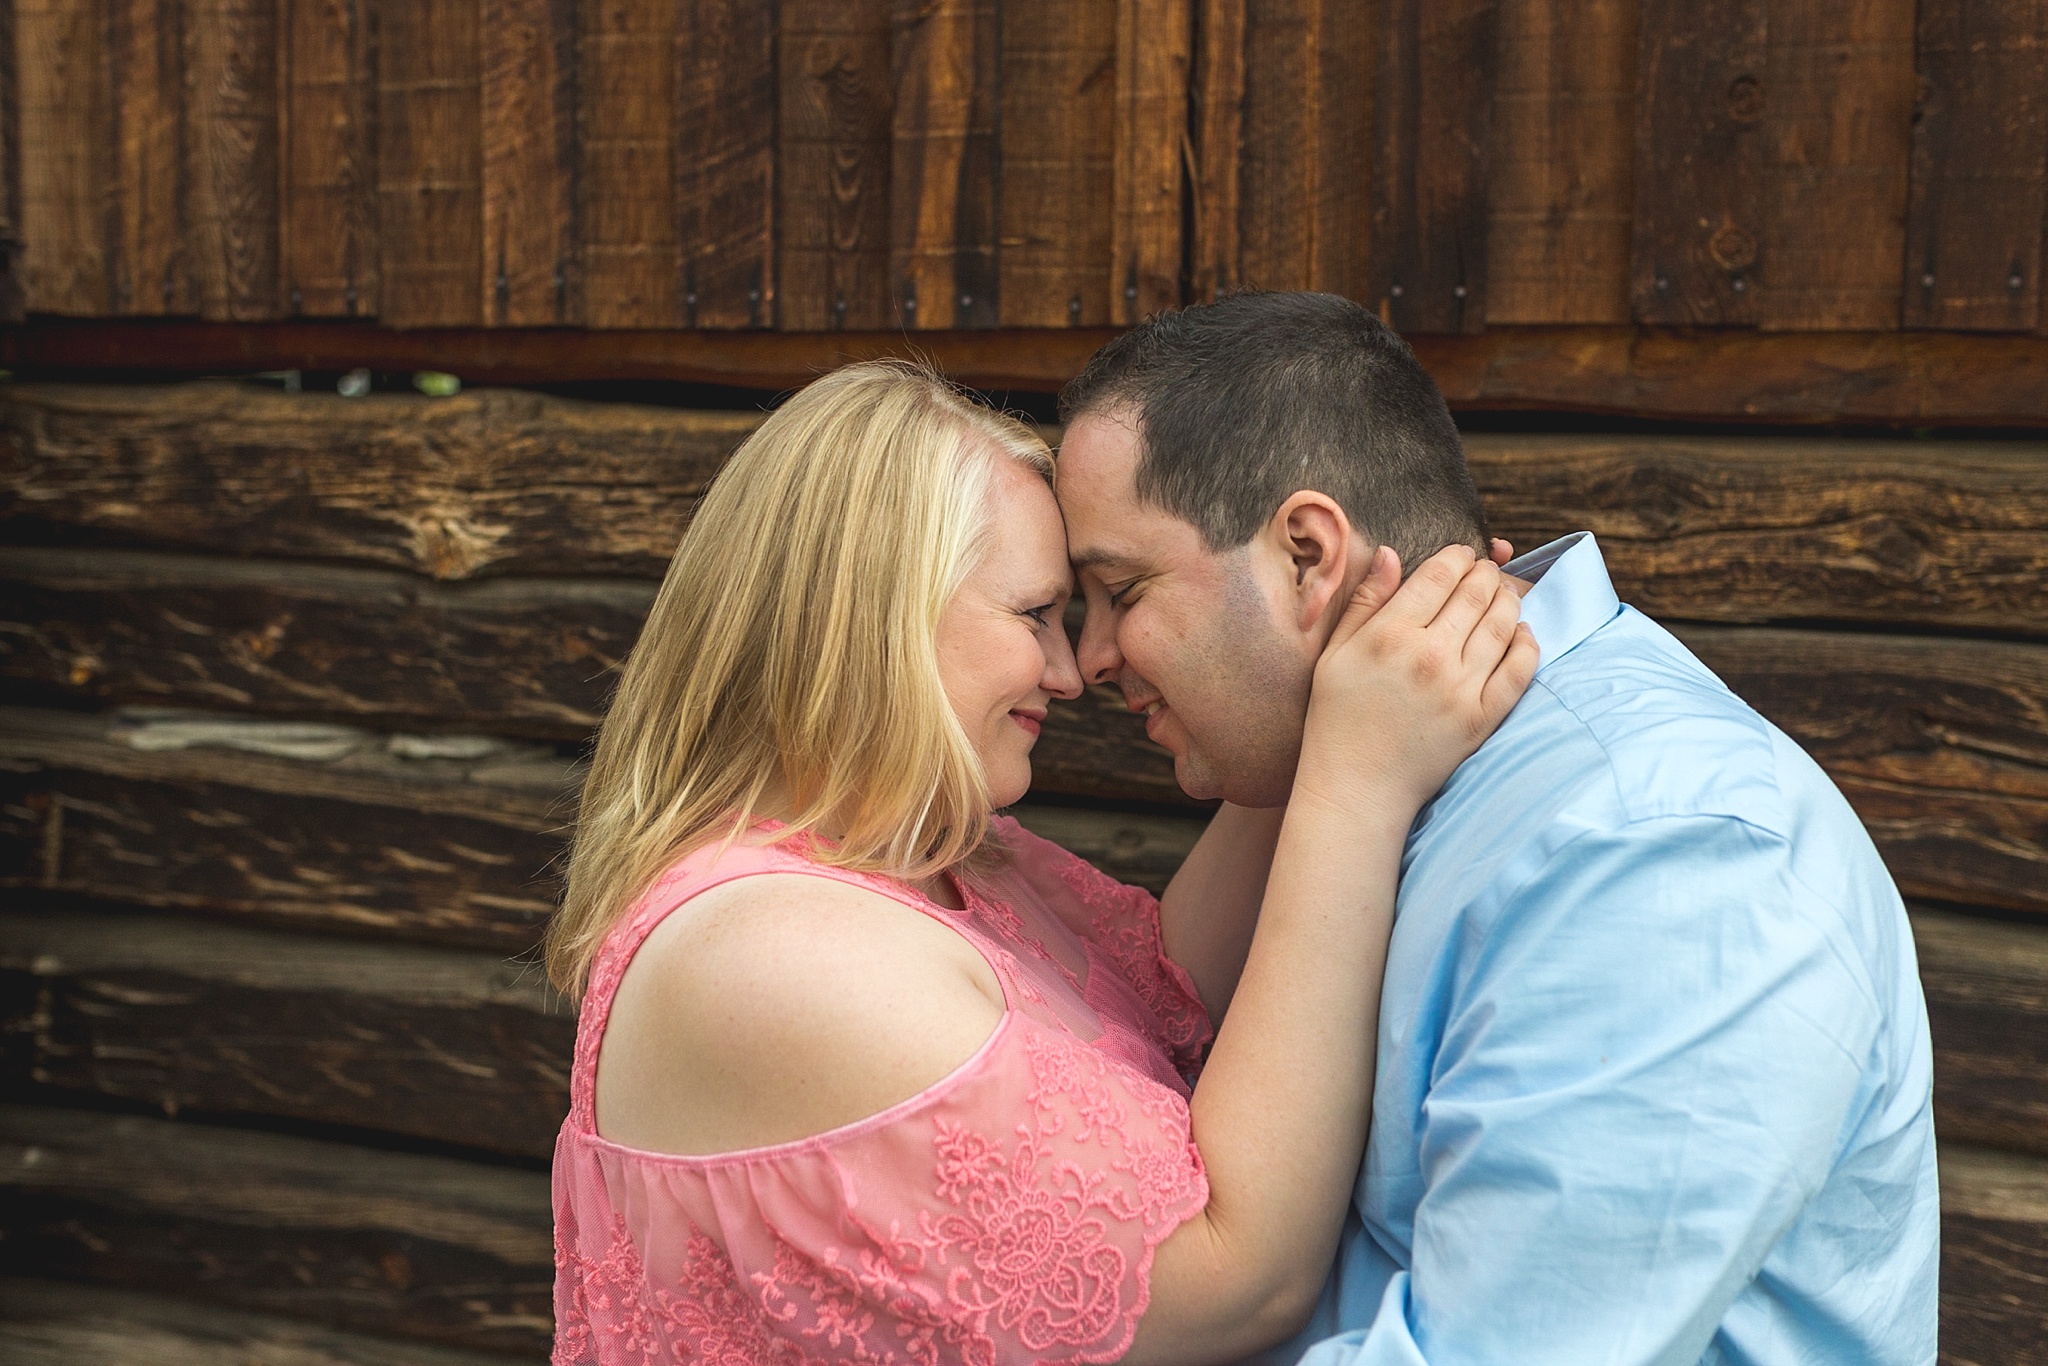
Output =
[{"x1": 595, "y1": 872, "x2": 1006, "y2": 1155}]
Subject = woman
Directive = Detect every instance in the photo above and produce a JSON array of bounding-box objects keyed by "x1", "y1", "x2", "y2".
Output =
[{"x1": 547, "y1": 361, "x2": 1535, "y2": 1365}]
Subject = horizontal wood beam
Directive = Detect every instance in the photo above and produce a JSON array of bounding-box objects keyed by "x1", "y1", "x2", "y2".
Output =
[
  {"x1": 11, "y1": 320, "x2": 2048, "y2": 426},
  {"x1": 1938, "y1": 1143, "x2": 2048, "y2": 1363},
  {"x1": 0, "y1": 903, "x2": 574, "y2": 1158},
  {"x1": 1915, "y1": 908, "x2": 2048, "y2": 1158},
  {"x1": 0, "y1": 1277, "x2": 535, "y2": 1366},
  {"x1": 0, "y1": 707, "x2": 1201, "y2": 952},
  {"x1": 8, "y1": 383, "x2": 2045, "y2": 636},
  {"x1": 0, "y1": 1105, "x2": 552, "y2": 1357}
]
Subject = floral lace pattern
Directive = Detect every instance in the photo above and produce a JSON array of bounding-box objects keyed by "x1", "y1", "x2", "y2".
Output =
[{"x1": 554, "y1": 837, "x2": 1212, "y2": 1365}]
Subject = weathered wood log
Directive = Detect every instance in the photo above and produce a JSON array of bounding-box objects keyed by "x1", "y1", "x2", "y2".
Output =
[
  {"x1": 1914, "y1": 908, "x2": 2048, "y2": 1159},
  {"x1": 0, "y1": 382, "x2": 747, "y2": 580},
  {"x1": 13, "y1": 321, "x2": 2048, "y2": 428},
  {"x1": 0, "y1": 705, "x2": 573, "y2": 952},
  {"x1": 0, "y1": 1105, "x2": 552, "y2": 1357},
  {"x1": 0, "y1": 905, "x2": 573, "y2": 1158},
  {"x1": 0, "y1": 1277, "x2": 538, "y2": 1366},
  {"x1": 1938, "y1": 1143, "x2": 2048, "y2": 1366},
  {"x1": 0, "y1": 704, "x2": 1198, "y2": 953},
  {"x1": 8, "y1": 383, "x2": 2046, "y2": 633}
]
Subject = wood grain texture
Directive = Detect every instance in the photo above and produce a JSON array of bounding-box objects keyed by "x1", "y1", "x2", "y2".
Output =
[
  {"x1": 1464, "y1": 432, "x2": 2048, "y2": 637},
  {"x1": 0, "y1": 904, "x2": 573, "y2": 1156},
  {"x1": 1189, "y1": 0, "x2": 1243, "y2": 301},
  {"x1": 0, "y1": 1278, "x2": 536, "y2": 1366},
  {"x1": 1757, "y1": 0, "x2": 1914, "y2": 331},
  {"x1": 184, "y1": 0, "x2": 280, "y2": 320},
  {"x1": 1370, "y1": 0, "x2": 1496, "y2": 333},
  {"x1": 777, "y1": 0, "x2": 893, "y2": 331},
  {"x1": 675, "y1": 0, "x2": 776, "y2": 329},
  {"x1": 1226, "y1": 0, "x2": 1372, "y2": 297},
  {"x1": 375, "y1": 0, "x2": 481, "y2": 327},
  {"x1": 15, "y1": 386, "x2": 2044, "y2": 632},
  {"x1": 1938, "y1": 1143, "x2": 2048, "y2": 1366},
  {"x1": 0, "y1": 546, "x2": 649, "y2": 733},
  {"x1": 1905, "y1": 0, "x2": 2048, "y2": 332},
  {"x1": 1486, "y1": 0, "x2": 1635, "y2": 324},
  {"x1": 0, "y1": 0, "x2": 21, "y2": 321},
  {"x1": 106, "y1": 0, "x2": 190, "y2": 315},
  {"x1": 1000, "y1": 0, "x2": 1117, "y2": 328},
  {"x1": 1113, "y1": 0, "x2": 1189, "y2": 322},
  {"x1": 1631, "y1": 0, "x2": 1766, "y2": 324},
  {"x1": 577, "y1": 0, "x2": 674, "y2": 326},
  {"x1": 0, "y1": 1104, "x2": 553, "y2": 1356},
  {"x1": 890, "y1": 0, "x2": 1000, "y2": 329},
  {"x1": 481, "y1": 0, "x2": 577, "y2": 325},
  {"x1": 1913, "y1": 908, "x2": 2048, "y2": 1158},
  {"x1": 0, "y1": 381, "x2": 749, "y2": 579},
  {"x1": 279, "y1": 0, "x2": 378, "y2": 318},
  {"x1": 16, "y1": 0, "x2": 109, "y2": 314},
  {"x1": 0, "y1": 705, "x2": 572, "y2": 951}
]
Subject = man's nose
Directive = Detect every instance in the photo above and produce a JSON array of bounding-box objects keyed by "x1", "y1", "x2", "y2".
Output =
[{"x1": 1075, "y1": 606, "x2": 1124, "y2": 688}]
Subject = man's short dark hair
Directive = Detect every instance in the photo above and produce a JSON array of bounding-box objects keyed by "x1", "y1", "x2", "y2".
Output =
[{"x1": 1058, "y1": 291, "x2": 1490, "y2": 568}]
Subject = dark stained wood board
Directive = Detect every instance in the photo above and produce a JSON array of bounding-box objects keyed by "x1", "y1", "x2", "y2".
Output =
[
  {"x1": 106, "y1": 0, "x2": 189, "y2": 317},
  {"x1": 0, "y1": 1104, "x2": 554, "y2": 1357},
  {"x1": 481, "y1": 0, "x2": 579, "y2": 327},
  {"x1": 373, "y1": 0, "x2": 481, "y2": 327},
  {"x1": 1113, "y1": 0, "x2": 1189, "y2": 323},
  {"x1": 777, "y1": 0, "x2": 895, "y2": 331},
  {"x1": 888, "y1": 0, "x2": 1001, "y2": 330},
  {"x1": 1915, "y1": 908, "x2": 2048, "y2": 1158},
  {"x1": 18, "y1": 321, "x2": 2048, "y2": 426},
  {"x1": 1904, "y1": 0, "x2": 2048, "y2": 333},
  {"x1": 1485, "y1": 0, "x2": 1637, "y2": 326},
  {"x1": 577, "y1": 0, "x2": 676, "y2": 327},
  {"x1": 9, "y1": 385, "x2": 2046, "y2": 631},
  {"x1": 1938, "y1": 1143, "x2": 2048, "y2": 1366},
  {"x1": 0, "y1": 0, "x2": 21, "y2": 322},
  {"x1": 280, "y1": 0, "x2": 379, "y2": 319},
  {"x1": 0, "y1": 903, "x2": 574, "y2": 1157},
  {"x1": 0, "y1": 1277, "x2": 540, "y2": 1366},
  {"x1": 15, "y1": 0, "x2": 110, "y2": 316},
  {"x1": 184, "y1": 0, "x2": 279, "y2": 322},
  {"x1": 675, "y1": 0, "x2": 777, "y2": 328}
]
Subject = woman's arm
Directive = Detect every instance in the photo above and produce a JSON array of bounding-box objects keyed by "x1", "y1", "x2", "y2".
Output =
[{"x1": 1125, "y1": 546, "x2": 1536, "y2": 1364}]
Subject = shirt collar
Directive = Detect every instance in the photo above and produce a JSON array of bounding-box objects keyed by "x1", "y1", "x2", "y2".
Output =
[{"x1": 1503, "y1": 531, "x2": 1621, "y2": 671}]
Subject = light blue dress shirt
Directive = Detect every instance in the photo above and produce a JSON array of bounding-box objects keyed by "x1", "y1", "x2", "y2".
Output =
[{"x1": 1266, "y1": 532, "x2": 1940, "y2": 1366}]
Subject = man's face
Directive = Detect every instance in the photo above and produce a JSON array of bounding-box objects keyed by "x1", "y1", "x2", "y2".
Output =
[{"x1": 1057, "y1": 410, "x2": 1315, "y2": 807}]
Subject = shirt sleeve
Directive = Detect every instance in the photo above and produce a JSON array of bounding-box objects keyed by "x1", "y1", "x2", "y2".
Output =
[{"x1": 1301, "y1": 814, "x2": 1883, "y2": 1366}]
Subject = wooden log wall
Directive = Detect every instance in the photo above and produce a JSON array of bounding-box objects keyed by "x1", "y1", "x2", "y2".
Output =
[
  {"x1": 10, "y1": 2, "x2": 2048, "y2": 427},
  {"x1": 2, "y1": 380, "x2": 2046, "y2": 1362}
]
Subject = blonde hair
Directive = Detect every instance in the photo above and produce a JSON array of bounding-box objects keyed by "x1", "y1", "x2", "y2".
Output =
[{"x1": 546, "y1": 360, "x2": 1054, "y2": 996}]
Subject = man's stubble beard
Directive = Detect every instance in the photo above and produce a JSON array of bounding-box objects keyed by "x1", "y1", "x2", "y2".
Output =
[{"x1": 1174, "y1": 567, "x2": 1314, "y2": 809}]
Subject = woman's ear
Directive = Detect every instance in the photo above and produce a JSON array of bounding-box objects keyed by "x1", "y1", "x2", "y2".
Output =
[{"x1": 1269, "y1": 491, "x2": 1353, "y2": 634}]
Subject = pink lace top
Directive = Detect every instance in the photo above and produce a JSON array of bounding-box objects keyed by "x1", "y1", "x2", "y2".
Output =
[{"x1": 552, "y1": 817, "x2": 1215, "y2": 1365}]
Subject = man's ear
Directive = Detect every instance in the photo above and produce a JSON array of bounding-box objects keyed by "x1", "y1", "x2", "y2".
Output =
[{"x1": 1268, "y1": 491, "x2": 1353, "y2": 634}]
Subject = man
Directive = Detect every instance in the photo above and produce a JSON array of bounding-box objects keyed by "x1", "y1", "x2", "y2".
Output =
[{"x1": 1055, "y1": 291, "x2": 1939, "y2": 1365}]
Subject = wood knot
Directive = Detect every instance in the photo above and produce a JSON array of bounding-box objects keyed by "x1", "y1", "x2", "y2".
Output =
[
  {"x1": 1709, "y1": 225, "x2": 1758, "y2": 272},
  {"x1": 1726, "y1": 75, "x2": 1764, "y2": 124}
]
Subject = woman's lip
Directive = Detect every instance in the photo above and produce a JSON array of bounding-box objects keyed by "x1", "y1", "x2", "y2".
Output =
[{"x1": 1010, "y1": 711, "x2": 1043, "y2": 737}]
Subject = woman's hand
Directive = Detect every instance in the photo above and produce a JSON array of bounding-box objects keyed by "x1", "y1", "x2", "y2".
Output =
[{"x1": 1295, "y1": 543, "x2": 1537, "y2": 821}]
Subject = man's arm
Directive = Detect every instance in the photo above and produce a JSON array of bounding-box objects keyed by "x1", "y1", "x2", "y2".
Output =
[{"x1": 1299, "y1": 814, "x2": 1885, "y2": 1366}]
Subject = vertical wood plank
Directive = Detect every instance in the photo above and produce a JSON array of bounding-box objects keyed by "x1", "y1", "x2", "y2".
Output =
[
  {"x1": 376, "y1": 0, "x2": 480, "y2": 326},
  {"x1": 1001, "y1": 0, "x2": 1116, "y2": 327},
  {"x1": 106, "y1": 0, "x2": 190, "y2": 315},
  {"x1": 17, "y1": 0, "x2": 109, "y2": 314},
  {"x1": 1758, "y1": 0, "x2": 1915, "y2": 330},
  {"x1": 1904, "y1": 0, "x2": 2047, "y2": 332},
  {"x1": 1190, "y1": 0, "x2": 1243, "y2": 300},
  {"x1": 0, "y1": 0, "x2": 20, "y2": 320},
  {"x1": 280, "y1": 0, "x2": 377, "y2": 318},
  {"x1": 578, "y1": 0, "x2": 674, "y2": 327},
  {"x1": 1228, "y1": 0, "x2": 1372, "y2": 299},
  {"x1": 1486, "y1": 0, "x2": 1635, "y2": 324},
  {"x1": 481, "y1": 0, "x2": 576, "y2": 324},
  {"x1": 1631, "y1": 0, "x2": 1766, "y2": 325},
  {"x1": 185, "y1": 0, "x2": 281, "y2": 320},
  {"x1": 890, "y1": 0, "x2": 999, "y2": 330},
  {"x1": 1370, "y1": 0, "x2": 1496, "y2": 332},
  {"x1": 1113, "y1": 0, "x2": 1189, "y2": 322},
  {"x1": 676, "y1": 0, "x2": 776, "y2": 328},
  {"x1": 776, "y1": 0, "x2": 892, "y2": 331}
]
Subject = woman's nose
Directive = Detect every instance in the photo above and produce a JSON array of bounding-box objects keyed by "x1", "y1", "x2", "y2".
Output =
[{"x1": 1043, "y1": 627, "x2": 1086, "y2": 701}]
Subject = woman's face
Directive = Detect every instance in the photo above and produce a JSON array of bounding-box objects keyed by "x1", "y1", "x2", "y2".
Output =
[{"x1": 935, "y1": 456, "x2": 1085, "y2": 809}]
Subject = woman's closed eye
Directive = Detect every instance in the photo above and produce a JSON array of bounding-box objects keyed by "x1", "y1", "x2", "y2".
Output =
[{"x1": 1020, "y1": 601, "x2": 1060, "y2": 629}]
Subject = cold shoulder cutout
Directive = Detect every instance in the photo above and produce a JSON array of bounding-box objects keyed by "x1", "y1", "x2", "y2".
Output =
[{"x1": 552, "y1": 820, "x2": 1214, "y2": 1365}]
